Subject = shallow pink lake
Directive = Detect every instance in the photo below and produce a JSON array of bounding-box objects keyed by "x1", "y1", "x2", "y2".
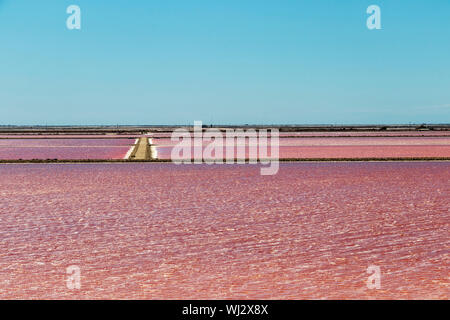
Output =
[
  {"x1": 0, "y1": 162, "x2": 448, "y2": 299},
  {"x1": 277, "y1": 131, "x2": 450, "y2": 137},
  {"x1": 0, "y1": 135, "x2": 139, "y2": 139},
  {"x1": 2, "y1": 131, "x2": 445, "y2": 138},
  {"x1": 153, "y1": 137, "x2": 450, "y2": 159},
  {"x1": 0, "y1": 139, "x2": 134, "y2": 160},
  {"x1": 150, "y1": 131, "x2": 450, "y2": 138}
]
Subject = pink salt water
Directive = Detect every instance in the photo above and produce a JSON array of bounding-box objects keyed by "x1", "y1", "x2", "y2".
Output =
[
  {"x1": 277, "y1": 131, "x2": 450, "y2": 137},
  {"x1": 153, "y1": 137, "x2": 450, "y2": 159},
  {"x1": 0, "y1": 139, "x2": 134, "y2": 160},
  {"x1": 150, "y1": 131, "x2": 450, "y2": 138},
  {"x1": 0, "y1": 162, "x2": 448, "y2": 299}
]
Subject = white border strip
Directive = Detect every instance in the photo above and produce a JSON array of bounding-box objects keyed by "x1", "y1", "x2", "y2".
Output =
[
  {"x1": 123, "y1": 139, "x2": 139, "y2": 159},
  {"x1": 150, "y1": 146, "x2": 158, "y2": 159}
]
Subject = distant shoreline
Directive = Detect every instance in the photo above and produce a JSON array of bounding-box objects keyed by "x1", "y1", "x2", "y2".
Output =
[{"x1": 0, "y1": 124, "x2": 449, "y2": 135}]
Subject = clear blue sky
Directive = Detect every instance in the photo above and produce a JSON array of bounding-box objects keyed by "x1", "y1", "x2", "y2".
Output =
[{"x1": 0, "y1": 0, "x2": 449, "y2": 125}]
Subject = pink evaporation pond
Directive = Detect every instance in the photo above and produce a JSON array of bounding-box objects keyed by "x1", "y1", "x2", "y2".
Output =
[
  {"x1": 152, "y1": 137, "x2": 450, "y2": 159},
  {"x1": 0, "y1": 162, "x2": 448, "y2": 299},
  {"x1": 0, "y1": 135, "x2": 140, "y2": 139},
  {"x1": 0, "y1": 139, "x2": 135, "y2": 160},
  {"x1": 149, "y1": 132, "x2": 175, "y2": 138},
  {"x1": 150, "y1": 131, "x2": 450, "y2": 138},
  {"x1": 277, "y1": 131, "x2": 450, "y2": 137}
]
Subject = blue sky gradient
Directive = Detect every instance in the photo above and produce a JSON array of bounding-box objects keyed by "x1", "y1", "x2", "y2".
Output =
[{"x1": 0, "y1": 0, "x2": 449, "y2": 125}]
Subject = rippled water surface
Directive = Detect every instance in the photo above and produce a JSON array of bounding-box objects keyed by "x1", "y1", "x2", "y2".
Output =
[{"x1": 0, "y1": 163, "x2": 448, "y2": 299}]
